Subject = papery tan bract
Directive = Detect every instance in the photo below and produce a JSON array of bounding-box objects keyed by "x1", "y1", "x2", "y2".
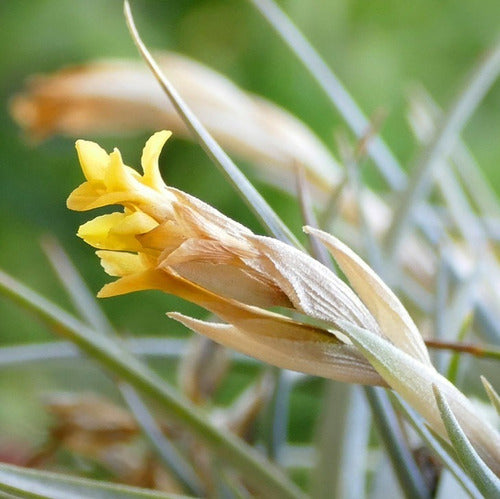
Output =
[{"x1": 304, "y1": 226, "x2": 431, "y2": 365}]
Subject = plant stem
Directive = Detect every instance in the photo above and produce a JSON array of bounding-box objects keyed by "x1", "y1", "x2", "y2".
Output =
[
  {"x1": 0, "y1": 269, "x2": 305, "y2": 499},
  {"x1": 425, "y1": 339, "x2": 500, "y2": 361}
]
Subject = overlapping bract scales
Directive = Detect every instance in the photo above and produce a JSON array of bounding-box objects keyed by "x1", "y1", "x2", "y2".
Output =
[
  {"x1": 68, "y1": 132, "x2": 500, "y2": 473},
  {"x1": 67, "y1": 131, "x2": 396, "y2": 386}
]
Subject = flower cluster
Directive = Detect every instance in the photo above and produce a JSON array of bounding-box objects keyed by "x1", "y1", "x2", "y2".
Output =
[
  {"x1": 68, "y1": 131, "x2": 386, "y2": 385},
  {"x1": 68, "y1": 132, "x2": 500, "y2": 473}
]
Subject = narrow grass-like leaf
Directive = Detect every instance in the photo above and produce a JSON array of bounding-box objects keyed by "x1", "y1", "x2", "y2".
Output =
[
  {"x1": 312, "y1": 382, "x2": 351, "y2": 499},
  {"x1": 261, "y1": 369, "x2": 293, "y2": 462},
  {"x1": 335, "y1": 132, "x2": 383, "y2": 273},
  {"x1": 0, "y1": 339, "x2": 260, "y2": 368},
  {"x1": 0, "y1": 269, "x2": 305, "y2": 499},
  {"x1": 364, "y1": 387, "x2": 430, "y2": 499},
  {"x1": 295, "y1": 165, "x2": 332, "y2": 267},
  {"x1": 391, "y1": 395, "x2": 482, "y2": 499},
  {"x1": 0, "y1": 462, "x2": 183, "y2": 499},
  {"x1": 246, "y1": 0, "x2": 406, "y2": 190},
  {"x1": 318, "y1": 176, "x2": 347, "y2": 230},
  {"x1": 453, "y1": 142, "x2": 500, "y2": 222},
  {"x1": 409, "y1": 85, "x2": 500, "y2": 222},
  {"x1": 481, "y1": 376, "x2": 500, "y2": 416},
  {"x1": 408, "y1": 97, "x2": 488, "y2": 247},
  {"x1": 386, "y1": 39, "x2": 500, "y2": 258},
  {"x1": 433, "y1": 385, "x2": 500, "y2": 497},
  {"x1": 433, "y1": 247, "x2": 449, "y2": 370},
  {"x1": 123, "y1": 1, "x2": 299, "y2": 248},
  {"x1": 436, "y1": 167, "x2": 487, "y2": 247},
  {"x1": 337, "y1": 387, "x2": 370, "y2": 499},
  {"x1": 41, "y1": 235, "x2": 113, "y2": 334}
]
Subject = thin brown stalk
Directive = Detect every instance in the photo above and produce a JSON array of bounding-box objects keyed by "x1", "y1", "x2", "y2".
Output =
[{"x1": 425, "y1": 339, "x2": 500, "y2": 361}]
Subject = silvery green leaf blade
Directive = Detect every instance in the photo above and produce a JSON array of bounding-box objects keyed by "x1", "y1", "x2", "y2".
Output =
[
  {"x1": 385, "y1": 38, "x2": 500, "y2": 257},
  {"x1": 433, "y1": 384, "x2": 500, "y2": 497},
  {"x1": 0, "y1": 462, "x2": 183, "y2": 499}
]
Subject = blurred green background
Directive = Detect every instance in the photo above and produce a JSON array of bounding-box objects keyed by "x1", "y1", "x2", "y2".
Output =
[{"x1": 1, "y1": 0, "x2": 500, "y2": 459}]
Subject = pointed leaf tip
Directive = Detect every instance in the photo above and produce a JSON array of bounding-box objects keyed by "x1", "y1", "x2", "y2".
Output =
[{"x1": 481, "y1": 376, "x2": 500, "y2": 416}]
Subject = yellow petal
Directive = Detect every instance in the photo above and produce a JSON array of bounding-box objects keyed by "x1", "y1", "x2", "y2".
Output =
[
  {"x1": 110, "y1": 210, "x2": 158, "y2": 235},
  {"x1": 82, "y1": 191, "x2": 146, "y2": 211},
  {"x1": 169, "y1": 313, "x2": 384, "y2": 386},
  {"x1": 75, "y1": 139, "x2": 109, "y2": 182},
  {"x1": 66, "y1": 182, "x2": 102, "y2": 211},
  {"x1": 305, "y1": 226, "x2": 431, "y2": 365},
  {"x1": 96, "y1": 250, "x2": 147, "y2": 276},
  {"x1": 141, "y1": 130, "x2": 171, "y2": 190},
  {"x1": 104, "y1": 148, "x2": 137, "y2": 192},
  {"x1": 97, "y1": 269, "x2": 171, "y2": 297},
  {"x1": 77, "y1": 213, "x2": 142, "y2": 251},
  {"x1": 67, "y1": 183, "x2": 147, "y2": 212}
]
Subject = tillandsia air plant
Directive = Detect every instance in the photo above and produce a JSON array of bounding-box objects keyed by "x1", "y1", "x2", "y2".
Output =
[{"x1": 1, "y1": 1, "x2": 500, "y2": 498}]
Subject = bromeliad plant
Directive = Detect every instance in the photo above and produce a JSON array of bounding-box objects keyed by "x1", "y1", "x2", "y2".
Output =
[{"x1": 3, "y1": 0, "x2": 500, "y2": 497}]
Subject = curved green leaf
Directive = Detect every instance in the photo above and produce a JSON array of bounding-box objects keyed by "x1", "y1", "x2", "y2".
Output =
[
  {"x1": 433, "y1": 384, "x2": 500, "y2": 498},
  {"x1": 123, "y1": 1, "x2": 300, "y2": 249}
]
